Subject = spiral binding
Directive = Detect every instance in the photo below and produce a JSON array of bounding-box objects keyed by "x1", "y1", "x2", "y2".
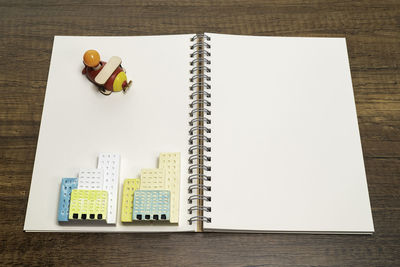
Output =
[{"x1": 188, "y1": 34, "x2": 212, "y2": 226}]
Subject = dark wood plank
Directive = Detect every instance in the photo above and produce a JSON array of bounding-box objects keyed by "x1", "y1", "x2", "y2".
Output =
[{"x1": 0, "y1": 0, "x2": 399, "y2": 266}]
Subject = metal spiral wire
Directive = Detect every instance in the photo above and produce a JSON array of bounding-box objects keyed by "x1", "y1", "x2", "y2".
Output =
[{"x1": 188, "y1": 33, "x2": 212, "y2": 226}]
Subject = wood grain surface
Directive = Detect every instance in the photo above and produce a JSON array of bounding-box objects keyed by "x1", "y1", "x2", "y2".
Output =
[{"x1": 0, "y1": 0, "x2": 399, "y2": 266}]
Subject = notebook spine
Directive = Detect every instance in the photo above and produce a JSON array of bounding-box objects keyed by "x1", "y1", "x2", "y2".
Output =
[{"x1": 188, "y1": 33, "x2": 212, "y2": 228}]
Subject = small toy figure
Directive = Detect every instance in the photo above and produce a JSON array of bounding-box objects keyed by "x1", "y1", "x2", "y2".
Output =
[{"x1": 82, "y1": 50, "x2": 132, "y2": 95}]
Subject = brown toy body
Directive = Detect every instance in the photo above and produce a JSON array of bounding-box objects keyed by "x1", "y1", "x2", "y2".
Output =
[{"x1": 82, "y1": 61, "x2": 105, "y2": 84}]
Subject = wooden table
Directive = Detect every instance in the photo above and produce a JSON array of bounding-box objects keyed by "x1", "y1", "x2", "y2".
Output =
[{"x1": 1, "y1": 0, "x2": 399, "y2": 266}]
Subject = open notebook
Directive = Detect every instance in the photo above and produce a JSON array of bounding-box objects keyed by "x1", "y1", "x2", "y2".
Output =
[{"x1": 24, "y1": 33, "x2": 374, "y2": 233}]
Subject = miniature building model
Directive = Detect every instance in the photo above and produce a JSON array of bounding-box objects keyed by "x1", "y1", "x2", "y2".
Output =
[
  {"x1": 57, "y1": 153, "x2": 120, "y2": 224},
  {"x1": 121, "y1": 152, "x2": 181, "y2": 223}
]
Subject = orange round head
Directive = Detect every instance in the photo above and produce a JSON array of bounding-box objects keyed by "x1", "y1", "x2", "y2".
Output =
[{"x1": 83, "y1": 50, "x2": 100, "y2": 67}]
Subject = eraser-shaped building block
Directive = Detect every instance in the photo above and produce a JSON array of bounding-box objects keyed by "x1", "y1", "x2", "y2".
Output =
[
  {"x1": 159, "y1": 152, "x2": 180, "y2": 223},
  {"x1": 78, "y1": 169, "x2": 103, "y2": 190},
  {"x1": 133, "y1": 190, "x2": 170, "y2": 221},
  {"x1": 140, "y1": 168, "x2": 165, "y2": 190},
  {"x1": 57, "y1": 178, "x2": 78, "y2": 222},
  {"x1": 97, "y1": 153, "x2": 120, "y2": 224},
  {"x1": 121, "y1": 178, "x2": 141, "y2": 222},
  {"x1": 69, "y1": 189, "x2": 108, "y2": 221}
]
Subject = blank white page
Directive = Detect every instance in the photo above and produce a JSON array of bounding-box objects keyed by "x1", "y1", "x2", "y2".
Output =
[
  {"x1": 206, "y1": 33, "x2": 374, "y2": 233},
  {"x1": 24, "y1": 35, "x2": 194, "y2": 232}
]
